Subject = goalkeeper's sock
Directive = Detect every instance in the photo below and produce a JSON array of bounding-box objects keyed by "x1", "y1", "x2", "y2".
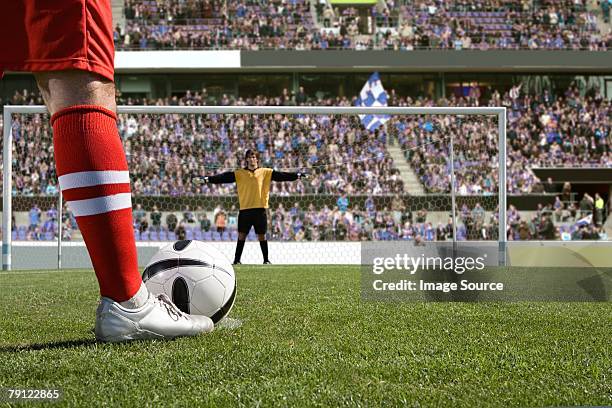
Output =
[
  {"x1": 259, "y1": 240, "x2": 269, "y2": 263},
  {"x1": 51, "y1": 105, "x2": 141, "y2": 302},
  {"x1": 234, "y1": 239, "x2": 246, "y2": 264}
]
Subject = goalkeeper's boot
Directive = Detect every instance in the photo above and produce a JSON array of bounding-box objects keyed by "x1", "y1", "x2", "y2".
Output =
[
  {"x1": 263, "y1": 260, "x2": 272, "y2": 265},
  {"x1": 95, "y1": 293, "x2": 214, "y2": 342},
  {"x1": 232, "y1": 261, "x2": 242, "y2": 265}
]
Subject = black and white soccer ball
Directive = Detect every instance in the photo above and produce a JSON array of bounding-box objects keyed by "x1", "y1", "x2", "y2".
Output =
[{"x1": 142, "y1": 240, "x2": 236, "y2": 324}]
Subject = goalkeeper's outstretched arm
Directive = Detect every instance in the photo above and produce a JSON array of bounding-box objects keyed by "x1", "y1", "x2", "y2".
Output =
[
  {"x1": 271, "y1": 171, "x2": 309, "y2": 182},
  {"x1": 193, "y1": 171, "x2": 236, "y2": 185}
]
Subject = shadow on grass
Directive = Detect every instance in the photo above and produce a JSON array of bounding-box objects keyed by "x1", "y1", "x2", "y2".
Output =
[{"x1": 0, "y1": 338, "x2": 98, "y2": 352}]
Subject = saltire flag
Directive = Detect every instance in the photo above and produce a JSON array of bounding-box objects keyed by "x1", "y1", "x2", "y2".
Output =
[
  {"x1": 355, "y1": 72, "x2": 390, "y2": 131},
  {"x1": 575, "y1": 213, "x2": 592, "y2": 227}
]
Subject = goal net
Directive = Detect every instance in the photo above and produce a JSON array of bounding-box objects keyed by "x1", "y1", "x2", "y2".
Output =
[{"x1": 1, "y1": 106, "x2": 507, "y2": 270}]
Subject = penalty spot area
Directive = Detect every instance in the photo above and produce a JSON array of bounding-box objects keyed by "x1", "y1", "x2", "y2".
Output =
[{"x1": 216, "y1": 317, "x2": 243, "y2": 330}]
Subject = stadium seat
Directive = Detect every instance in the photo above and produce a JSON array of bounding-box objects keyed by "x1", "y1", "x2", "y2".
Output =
[
  {"x1": 194, "y1": 229, "x2": 203, "y2": 240},
  {"x1": 150, "y1": 230, "x2": 159, "y2": 241}
]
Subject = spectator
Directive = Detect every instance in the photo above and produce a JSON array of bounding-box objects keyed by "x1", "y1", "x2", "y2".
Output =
[
  {"x1": 133, "y1": 203, "x2": 146, "y2": 227},
  {"x1": 538, "y1": 214, "x2": 555, "y2": 239},
  {"x1": 215, "y1": 209, "x2": 227, "y2": 233},
  {"x1": 28, "y1": 205, "x2": 41, "y2": 231},
  {"x1": 166, "y1": 212, "x2": 178, "y2": 232},
  {"x1": 150, "y1": 205, "x2": 162, "y2": 231},
  {"x1": 543, "y1": 177, "x2": 557, "y2": 194},
  {"x1": 337, "y1": 192, "x2": 349, "y2": 212},
  {"x1": 602, "y1": 0, "x2": 610, "y2": 24},
  {"x1": 579, "y1": 193, "x2": 594, "y2": 218},
  {"x1": 182, "y1": 205, "x2": 195, "y2": 224},
  {"x1": 594, "y1": 193, "x2": 605, "y2": 225},
  {"x1": 198, "y1": 212, "x2": 212, "y2": 232},
  {"x1": 176, "y1": 222, "x2": 186, "y2": 240}
]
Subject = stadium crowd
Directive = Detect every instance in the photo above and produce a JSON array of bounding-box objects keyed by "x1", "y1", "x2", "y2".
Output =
[
  {"x1": 119, "y1": 0, "x2": 316, "y2": 50},
  {"x1": 18, "y1": 187, "x2": 607, "y2": 242},
  {"x1": 392, "y1": 0, "x2": 610, "y2": 50},
  {"x1": 1, "y1": 82, "x2": 609, "y2": 198},
  {"x1": 399, "y1": 83, "x2": 611, "y2": 194},
  {"x1": 2, "y1": 83, "x2": 606, "y2": 243},
  {"x1": 115, "y1": 0, "x2": 612, "y2": 50}
]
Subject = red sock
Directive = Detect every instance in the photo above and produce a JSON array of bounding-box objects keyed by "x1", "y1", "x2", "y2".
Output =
[{"x1": 51, "y1": 105, "x2": 141, "y2": 302}]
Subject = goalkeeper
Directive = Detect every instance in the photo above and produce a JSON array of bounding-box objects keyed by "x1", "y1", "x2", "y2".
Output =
[{"x1": 194, "y1": 150, "x2": 308, "y2": 264}]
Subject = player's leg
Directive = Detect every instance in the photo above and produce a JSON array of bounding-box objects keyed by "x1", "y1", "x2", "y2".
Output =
[
  {"x1": 35, "y1": 71, "x2": 116, "y2": 115},
  {"x1": 254, "y1": 209, "x2": 271, "y2": 264},
  {"x1": 36, "y1": 70, "x2": 140, "y2": 301},
  {"x1": 234, "y1": 210, "x2": 250, "y2": 265},
  {"x1": 36, "y1": 70, "x2": 213, "y2": 341},
  {"x1": 233, "y1": 232, "x2": 248, "y2": 265},
  {"x1": 257, "y1": 234, "x2": 270, "y2": 264}
]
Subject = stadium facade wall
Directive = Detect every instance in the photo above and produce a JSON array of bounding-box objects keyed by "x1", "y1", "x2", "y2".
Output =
[
  {"x1": 6, "y1": 241, "x2": 612, "y2": 270},
  {"x1": 113, "y1": 50, "x2": 612, "y2": 73}
]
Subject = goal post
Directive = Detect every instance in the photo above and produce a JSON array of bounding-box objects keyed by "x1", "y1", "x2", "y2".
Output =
[{"x1": 1, "y1": 105, "x2": 508, "y2": 270}]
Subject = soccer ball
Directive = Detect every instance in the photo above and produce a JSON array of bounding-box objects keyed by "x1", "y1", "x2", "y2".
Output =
[{"x1": 142, "y1": 240, "x2": 236, "y2": 324}]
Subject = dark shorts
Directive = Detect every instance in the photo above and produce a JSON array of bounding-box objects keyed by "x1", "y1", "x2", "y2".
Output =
[
  {"x1": 0, "y1": 0, "x2": 115, "y2": 81},
  {"x1": 238, "y1": 208, "x2": 267, "y2": 235}
]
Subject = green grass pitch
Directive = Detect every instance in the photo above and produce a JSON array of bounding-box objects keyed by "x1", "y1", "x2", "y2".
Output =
[{"x1": 0, "y1": 266, "x2": 610, "y2": 407}]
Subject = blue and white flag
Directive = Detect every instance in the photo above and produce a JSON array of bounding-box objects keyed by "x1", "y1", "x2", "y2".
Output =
[
  {"x1": 355, "y1": 72, "x2": 390, "y2": 131},
  {"x1": 575, "y1": 213, "x2": 592, "y2": 227}
]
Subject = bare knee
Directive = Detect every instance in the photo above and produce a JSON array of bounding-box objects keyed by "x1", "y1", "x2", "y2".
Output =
[{"x1": 35, "y1": 70, "x2": 116, "y2": 116}]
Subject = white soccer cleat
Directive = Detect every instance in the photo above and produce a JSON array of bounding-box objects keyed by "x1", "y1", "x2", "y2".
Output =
[{"x1": 95, "y1": 293, "x2": 214, "y2": 342}]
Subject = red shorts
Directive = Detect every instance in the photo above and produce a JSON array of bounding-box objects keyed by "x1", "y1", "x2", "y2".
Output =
[{"x1": 0, "y1": 0, "x2": 114, "y2": 81}]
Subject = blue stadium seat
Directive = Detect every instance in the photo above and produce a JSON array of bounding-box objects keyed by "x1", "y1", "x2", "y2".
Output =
[
  {"x1": 150, "y1": 230, "x2": 159, "y2": 241},
  {"x1": 194, "y1": 229, "x2": 203, "y2": 240},
  {"x1": 202, "y1": 231, "x2": 212, "y2": 241},
  {"x1": 159, "y1": 230, "x2": 167, "y2": 241},
  {"x1": 168, "y1": 232, "x2": 176, "y2": 240}
]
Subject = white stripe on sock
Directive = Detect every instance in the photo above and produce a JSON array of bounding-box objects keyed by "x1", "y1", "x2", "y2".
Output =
[
  {"x1": 68, "y1": 193, "x2": 132, "y2": 217},
  {"x1": 59, "y1": 170, "x2": 130, "y2": 190}
]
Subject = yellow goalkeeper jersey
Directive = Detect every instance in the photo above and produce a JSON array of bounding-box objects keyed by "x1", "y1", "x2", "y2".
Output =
[{"x1": 234, "y1": 168, "x2": 274, "y2": 210}]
